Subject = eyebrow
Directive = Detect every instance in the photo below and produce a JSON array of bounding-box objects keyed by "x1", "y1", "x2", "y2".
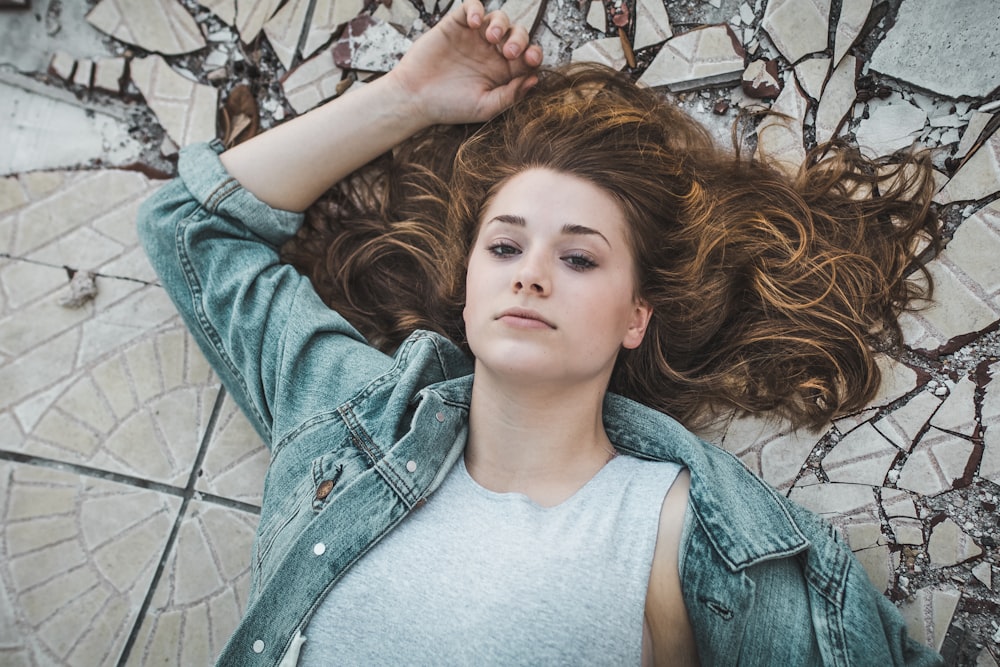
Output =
[{"x1": 487, "y1": 214, "x2": 612, "y2": 248}]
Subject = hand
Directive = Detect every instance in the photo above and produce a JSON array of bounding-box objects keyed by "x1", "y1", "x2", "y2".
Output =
[{"x1": 386, "y1": 0, "x2": 544, "y2": 126}]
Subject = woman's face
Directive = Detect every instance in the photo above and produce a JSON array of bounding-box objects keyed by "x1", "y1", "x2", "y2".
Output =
[{"x1": 463, "y1": 168, "x2": 651, "y2": 388}]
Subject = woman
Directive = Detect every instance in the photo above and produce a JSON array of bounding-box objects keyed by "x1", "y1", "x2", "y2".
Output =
[{"x1": 137, "y1": 0, "x2": 942, "y2": 664}]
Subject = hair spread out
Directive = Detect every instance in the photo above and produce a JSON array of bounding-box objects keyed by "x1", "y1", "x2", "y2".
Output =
[{"x1": 281, "y1": 63, "x2": 939, "y2": 430}]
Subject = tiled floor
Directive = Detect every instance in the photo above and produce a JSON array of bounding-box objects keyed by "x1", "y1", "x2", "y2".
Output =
[{"x1": 1, "y1": 0, "x2": 999, "y2": 664}]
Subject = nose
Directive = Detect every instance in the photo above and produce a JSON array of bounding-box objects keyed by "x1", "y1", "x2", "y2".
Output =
[{"x1": 512, "y1": 251, "x2": 550, "y2": 295}]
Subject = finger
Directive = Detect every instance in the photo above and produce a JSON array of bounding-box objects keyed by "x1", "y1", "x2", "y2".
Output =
[
  {"x1": 501, "y1": 23, "x2": 530, "y2": 59},
  {"x1": 482, "y1": 10, "x2": 511, "y2": 44},
  {"x1": 459, "y1": 0, "x2": 485, "y2": 29},
  {"x1": 523, "y1": 44, "x2": 543, "y2": 68}
]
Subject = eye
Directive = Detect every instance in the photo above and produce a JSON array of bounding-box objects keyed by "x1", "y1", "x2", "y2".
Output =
[
  {"x1": 487, "y1": 240, "x2": 520, "y2": 258},
  {"x1": 563, "y1": 253, "x2": 598, "y2": 271}
]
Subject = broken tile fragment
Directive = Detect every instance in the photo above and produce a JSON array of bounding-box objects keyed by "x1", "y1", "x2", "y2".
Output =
[
  {"x1": 789, "y1": 482, "x2": 877, "y2": 518},
  {"x1": 928, "y1": 517, "x2": 983, "y2": 567},
  {"x1": 332, "y1": 16, "x2": 412, "y2": 73},
  {"x1": 852, "y1": 542, "x2": 893, "y2": 592},
  {"x1": 930, "y1": 377, "x2": 978, "y2": 436},
  {"x1": 981, "y1": 361, "x2": 1000, "y2": 485},
  {"x1": 498, "y1": 0, "x2": 547, "y2": 35},
  {"x1": 898, "y1": 586, "x2": 961, "y2": 653},
  {"x1": 571, "y1": 37, "x2": 626, "y2": 70},
  {"x1": 855, "y1": 101, "x2": 927, "y2": 158},
  {"x1": 955, "y1": 111, "x2": 994, "y2": 161},
  {"x1": 373, "y1": 0, "x2": 421, "y2": 31},
  {"x1": 872, "y1": 389, "x2": 941, "y2": 451},
  {"x1": 823, "y1": 423, "x2": 899, "y2": 486},
  {"x1": 281, "y1": 50, "x2": 344, "y2": 114},
  {"x1": 896, "y1": 429, "x2": 975, "y2": 496},
  {"x1": 832, "y1": 0, "x2": 871, "y2": 65},
  {"x1": 637, "y1": 25, "x2": 745, "y2": 92},
  {"x1": 201, "y1": 0, "x2": 236, "y2": 25},
  {"x1": 586, "y1": 0, "x2": 607, "y2": 32},
  {"x1": 882, "y1": 488, "x2": 918, "y2": 519},
  {"x1": 633, "y1": 0, "x2": 672, "y2": 51},
  {"x1": 890, "y1": 517, "x2": 924, "y2": 545},
  {"x1": 936, "y1": 126, "x2": 1000, "y2": 204},
  {"x1": 972, "y1": 562, "x2": 992, "y2": 589},
  {"x1": 85, "y1": 0, "x2": 206, "y2": 55},
  {"x1": 793, "y1": 56, "x2": 828, "y2": 101},
  {"x1": 303, "y1": 0, "x2": 367, "y2": 58},
  {"x1": 814, "y1": 55, "x2": 857, "y2": 145},
  {"x1": 72, "y1": 59, "x2": 93, "y2": 88},
  {"x1": 755, "y1": 76, "x2": 808, "y2": 174},
  {"x1": 234, "y1": 0, "x2": 283, "y2": 44},
  {"x1": 48, "y1": 50, "x2": 76, "y2": 81},
  {"x1": 741, "y1": 59, "x2": 780, "y2": 98},
  {"x1": 130, "y1": 55, "x2": 219, "y2": 147},
  {"x1": 869, "y1": 0, "x2": 1000, "y2": 99},
  {"x1": 900, "y1": 201, "x2": 1000, "y2": 352},
  {"x1": 92, "y1": 57, "x2": 125, "y2": 94},
  {"x1": 761, "y1": 0, "x2": 830, "y2": 64},
  {"x1": 263, "y1": 0, "x2": 310, "y2": 70}
]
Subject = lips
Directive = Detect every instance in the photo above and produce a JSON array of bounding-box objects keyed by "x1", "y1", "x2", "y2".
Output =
[{"x1": 496, "y1": 307, "x2": 556, "y2": 329}]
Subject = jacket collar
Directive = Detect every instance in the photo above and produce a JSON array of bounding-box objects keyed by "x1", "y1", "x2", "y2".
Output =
[{"x1": 428, "y1": 376, "x2": 810, "y2": 572}]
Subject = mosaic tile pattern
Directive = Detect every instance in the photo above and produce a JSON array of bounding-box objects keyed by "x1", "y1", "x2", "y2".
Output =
[{"x1": 2, "y1": 0, "x2": 1000, "y2": 663}]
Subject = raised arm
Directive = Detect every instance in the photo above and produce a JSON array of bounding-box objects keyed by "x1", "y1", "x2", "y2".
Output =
[{"x1": 220, "y1": 0, "x2": 543, "y2": 212}]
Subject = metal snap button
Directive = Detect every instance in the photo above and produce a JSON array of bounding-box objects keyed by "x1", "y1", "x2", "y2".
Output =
[
  {"x1": 435, "y1": 411, "x2": 445, "y2": 422},
  {"x1": 406, "y1": 460, "x2": 417, "y2": 473},
  {"x1": 313, "y1": 542, "x2": 326, "y2": 556},
  {"x1": 252, "y1": 639, "x2": 265, "y2": 653}
]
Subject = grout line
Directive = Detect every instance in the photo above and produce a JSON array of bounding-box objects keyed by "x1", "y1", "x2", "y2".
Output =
[
  {"x1": 115, "y1": 385, "x2": 228, "y2": 667},
  {"x1": 0, "y1": 252, "x2": 158, "y2": 286},
  {"x1": 0, "y1": 450, "x2": 186, "y2": 497}
]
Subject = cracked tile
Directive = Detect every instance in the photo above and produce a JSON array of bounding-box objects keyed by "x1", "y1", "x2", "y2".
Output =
[
  {"x1": 741, "y1": 59, "x2": 780, "y2": 98},
  {"x1": 0, "y1": 79, "x2": 143, "y2": 175},
  {"x1": 195, "y1": 393, "x2": 268, "y2": 506},
  {"x1": 869, "y1": 0, "x2": 1000, "y2": 99},
  {"x1": 85, "y1": 0, "x2": 206, "y2": 55},
  {"x1": 831, "y1": 0, "x2": 870, "y2": 66},
  {"x1": 586, "y1": 0, "x2": 606, "y2": 32},
  {"x1": 633, "y1": 0, "x2": 672, "y2": 51},
  {"x1": 710, "y1": 412, "x2": 824, "y2": 490},
  {"x1": 855, "y1": 101, "x2": 927, "y2": 159},
  {"x1": 755, "y1": 76, "x2": 808, "y2": 174},
  {"x1": 890, "y1": 517, "x2": 924, "y2": 545},
  {"x1": 900, "y1": 201, "x2": 1000, "y2": 353},
  {"x1": 872, "y1": 389, "x2": 941, "y2": 451},
  {"x1": 637, "y1": 25, "x2": 745, "y2": 92},
  {"x1": 201, "y1": 0, "x2": 236, "y2": 26},
  {"x1": 930, "y1": 376, "x2": 977, "y2": 436},
  {"x1": 571, "y1": 37, "x2": 626, "y2": 70},
  {"x1": 263, "y1": 0, "x2": 310, "y2": 71},
  {"x1": 814, "y1": 54, "x2": 856, "y2": 145},
  {"x1": 972, "y1": 562, "x2": 992, "y2": 589},
  {"x1": 823, "y1": 423, "x2": 899, "y2": 486},
  {"x1": 234, "y1": 0, "x2": 283, "y2": 44},
  {"x1": 497, "y1": 0, "x2": 547, "y2": 34},
  {"x1": 928, "y1": 517, "x2": 983, "y2": 567},
  {"x1": 761, "y1": 0, "x2": 830, "y2": 64},
  {"x1": 124, "y1": 501, "x2": 256, "y2": 666},
  {"x1": 955, "y1": 111, "x2": 994, "y2": 162},
  {"x1": 130, "y1": 55, "x2": 219, "y2": 148},
  {"x1": 0, "y1": 460, "x2": 181, "y2": 665},
  {"x1": 792, "y1": 56, "x2": 828, "y2": 101},
  {"x1": 281, "y1": 49, "x2": 344, "y2": 114},
  {"x1": 896, "y1": 428, "x2": 975, "y2": 496},
  {"x1": 303, "y1": 0, "x2": 367, "y2": 58},
  {"x1": 92, "y1": 56, "x2": 126, "y2": 94},
  {"x1": 898, "y1": 586, "x2": 961, "y2": 654},
  {"x1": 936, "y1": 126, "x2": 1000, "y2": 205}
]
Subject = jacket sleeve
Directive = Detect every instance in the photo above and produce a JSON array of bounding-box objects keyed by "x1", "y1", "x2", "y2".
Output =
[{"x1": 136, "y1": 140, "x2": 390, "y2": 448}]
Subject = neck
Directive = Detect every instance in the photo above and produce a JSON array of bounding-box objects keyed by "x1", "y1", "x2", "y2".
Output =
[{"x1": 465, "y1": 365, "x2": 617, "y2": 507}]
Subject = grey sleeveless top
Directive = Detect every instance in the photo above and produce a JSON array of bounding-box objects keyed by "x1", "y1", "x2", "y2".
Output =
[{"x1": 299, "y1": 453, "x2": 684, "y2": 665}]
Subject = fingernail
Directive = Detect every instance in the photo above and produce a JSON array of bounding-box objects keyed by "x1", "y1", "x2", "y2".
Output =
[
  {"x1": 490, "y1": 27, "x2": 502, "y2": 39},
  {"x1": 507, "y1": 43, "x2": 521, "y2": 57}
]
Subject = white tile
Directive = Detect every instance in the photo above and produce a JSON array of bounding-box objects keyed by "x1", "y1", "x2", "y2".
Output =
[
  {"x1": 637, "y1": 25, "x2": 745, "y2": 91},
  {"x1": 85, "y1": 0, "x2": 206, "y2": 55}
]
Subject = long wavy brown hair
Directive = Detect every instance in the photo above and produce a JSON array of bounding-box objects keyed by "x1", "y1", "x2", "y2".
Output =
[{"x1": 282, "y1": 63, "x2": 939, "y2": 430}]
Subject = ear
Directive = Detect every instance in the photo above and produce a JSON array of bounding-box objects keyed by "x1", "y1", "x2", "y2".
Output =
[{"x1": 622, "y1": 299, "x2": 653, "y2": 350}]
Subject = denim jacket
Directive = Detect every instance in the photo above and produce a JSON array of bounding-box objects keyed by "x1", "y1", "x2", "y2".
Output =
[{"x1": 137, "y1": 141, "x2": 942, "y2": 667}]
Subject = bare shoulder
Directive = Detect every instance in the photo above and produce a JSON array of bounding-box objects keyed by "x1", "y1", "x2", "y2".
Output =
[{"x1": 643, "y1": 469, "x2": 700, "y2": 667}]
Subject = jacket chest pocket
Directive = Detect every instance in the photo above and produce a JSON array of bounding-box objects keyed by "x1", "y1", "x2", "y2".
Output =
[{"x1": 251, "y1": 444, "x2": 369, "y2": 594}]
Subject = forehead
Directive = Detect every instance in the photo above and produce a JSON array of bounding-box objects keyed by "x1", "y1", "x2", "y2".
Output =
[{"x1": 481, "y1": 168, "x2": 627, "y2": 237}]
